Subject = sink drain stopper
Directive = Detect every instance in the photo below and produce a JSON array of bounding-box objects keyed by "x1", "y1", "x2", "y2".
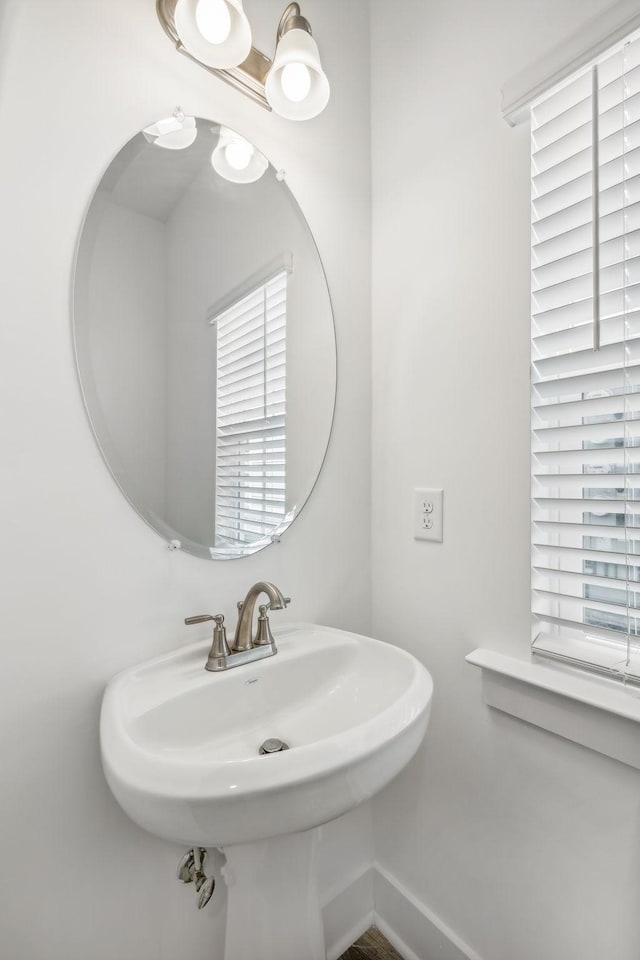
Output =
[{"x1": 259, "y1": 738, "x2": 289, "y2": 755}]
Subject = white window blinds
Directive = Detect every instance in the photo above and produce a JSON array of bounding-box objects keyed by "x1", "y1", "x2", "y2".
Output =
[
  {"x1": 213, "y1": 270, "x2": 287, "y2": 548},
  {"x1": 531, "y1": 32, "x2": 640, "y2": 683}
]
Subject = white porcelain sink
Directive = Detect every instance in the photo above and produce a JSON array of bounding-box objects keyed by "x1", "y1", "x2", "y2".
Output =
[{"x1": 101, "y1": 623, "x2": 433, "y2": 847}]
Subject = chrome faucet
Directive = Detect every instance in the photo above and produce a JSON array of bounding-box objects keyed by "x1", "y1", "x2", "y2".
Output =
[{"x1": 185, "y1": 581, "x2": 290, "y2": 672}]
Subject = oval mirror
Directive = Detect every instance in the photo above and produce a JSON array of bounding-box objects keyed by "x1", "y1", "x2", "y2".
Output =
[{"x1": 73, "y1": 115, "x2": 336, "y2": 559}]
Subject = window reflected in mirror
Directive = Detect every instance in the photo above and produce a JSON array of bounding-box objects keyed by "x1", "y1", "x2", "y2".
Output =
[{"x1": 213, "y1": 268, "x2": 288, "y2": 550}]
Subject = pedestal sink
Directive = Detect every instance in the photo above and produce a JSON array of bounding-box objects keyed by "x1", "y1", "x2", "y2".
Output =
[{"x1": 101, "y1": 623, "x2": 433, "y2": 959}]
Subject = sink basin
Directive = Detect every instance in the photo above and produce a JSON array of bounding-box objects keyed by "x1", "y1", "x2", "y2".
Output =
[{"x1": 101, "y1": 623, "x2": 433, "y2": 847}]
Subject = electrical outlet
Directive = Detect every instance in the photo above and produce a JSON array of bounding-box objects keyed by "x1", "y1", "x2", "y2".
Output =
[{"x1": 414, "y1": 488, "x2": 443, "y2": 542}]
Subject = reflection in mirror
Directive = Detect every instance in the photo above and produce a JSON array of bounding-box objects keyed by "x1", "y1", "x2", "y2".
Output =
[{"x1": 74, "y1": 117, "x2": 335, "y2": 559}]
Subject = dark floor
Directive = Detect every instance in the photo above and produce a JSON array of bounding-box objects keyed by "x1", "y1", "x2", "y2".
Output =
[{"x1": 338, "y1": 927, "x2": 404, "y2": 960}]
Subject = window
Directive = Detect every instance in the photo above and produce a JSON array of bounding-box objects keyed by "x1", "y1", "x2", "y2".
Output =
[
  {"x1": 531, "y1": 32, "x2": 640, "y2": 683},
  {"x1": 212, "y1": 270, "x2": 287, "y2": 549}
]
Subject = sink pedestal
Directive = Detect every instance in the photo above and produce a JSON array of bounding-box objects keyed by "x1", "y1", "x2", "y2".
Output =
[{"x1": 221, "y1": 828, "x2": 325, "y2": 960}]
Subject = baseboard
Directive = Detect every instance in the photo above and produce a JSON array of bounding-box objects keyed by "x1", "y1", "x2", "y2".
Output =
[
  {"x1": 373, "y1": 865, "x2": 484, "y2": 960},
  {"x1": 322, "y1": 862, "x2": 484, "y2": 960}
]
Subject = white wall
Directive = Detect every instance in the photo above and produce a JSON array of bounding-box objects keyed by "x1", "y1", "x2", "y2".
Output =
[
  {"x1": 370, "y1": 2, "x2": 640, "y2": 959},
  {"x1": 0, "y1": 1, "x2": 371, "y2": 958},
  {"x1": 77, "y1": 194, "x2": 168, "y2": 519}
]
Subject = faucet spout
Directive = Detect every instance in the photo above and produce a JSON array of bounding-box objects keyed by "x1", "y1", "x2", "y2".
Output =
[{"x1": 232, "y1": 581, "x2": 289, "y2": 652}]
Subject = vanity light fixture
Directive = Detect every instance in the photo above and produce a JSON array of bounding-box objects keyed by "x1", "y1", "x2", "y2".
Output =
[
  {"x1": 156, "y1": 1, "x2": 330, "y2": 120},
  {"x1": 211, "y1": 126, "x2": 268, "y2": 183},
  {"x1": 142, "y1": 107, "x2": 197, "y2": 149}
]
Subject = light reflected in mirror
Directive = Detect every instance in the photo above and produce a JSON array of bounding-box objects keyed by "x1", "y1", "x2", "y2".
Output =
[{"x1": 73, "y1": 118, "x2": 336, "y2": 559}]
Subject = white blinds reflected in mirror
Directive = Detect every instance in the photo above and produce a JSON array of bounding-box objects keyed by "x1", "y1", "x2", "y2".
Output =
[
  {"x1": 213, "y1": 270, "x2": 288, "y2": 552},
  {"x1": 531, "y1": 31, "x2": 640, "y2": 682}
]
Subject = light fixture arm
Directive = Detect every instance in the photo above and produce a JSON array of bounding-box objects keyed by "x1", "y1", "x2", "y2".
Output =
[{"x1": 276, "y1": 3, "x2": 312, "y2": 41}]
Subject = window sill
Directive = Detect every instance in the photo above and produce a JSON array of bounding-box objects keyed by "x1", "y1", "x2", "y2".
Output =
[{"x1": 466, "y1": 648, "x2": 640, "y2": 770}]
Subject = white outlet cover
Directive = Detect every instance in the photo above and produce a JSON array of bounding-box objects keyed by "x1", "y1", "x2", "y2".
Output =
[{"x1": 414, "y1": 488, "x2": 443, "y2": 542}]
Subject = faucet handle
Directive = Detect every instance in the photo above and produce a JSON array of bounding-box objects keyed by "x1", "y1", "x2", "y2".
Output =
[
  {"x1": 255, "y1": 597, "x2": 290, "y2": 647},
  {"x1": 206, "y1": 614, "x2": 230, "y2": 671},
  {"x1": 255, "y1": 604, "x2": 276, "y2": 647},
  {"x1": 185, "y1": 614, "x2": 230, "y2": 671}
]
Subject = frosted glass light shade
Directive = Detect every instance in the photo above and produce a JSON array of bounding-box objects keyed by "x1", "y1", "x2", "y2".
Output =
[
  {"x1": 211, "y1": 128, "x2": 268, "y2": 183},
  {"x1": 142, "y1": 114, "x2": 197, "y2": 150},
  {"x1": 265, "y1": 28, "x2": 330, "y2": 121},
  {"x1": 195, "y1": 0, "x2": 230, "y2": 44},
  {"x1": 174, "y1": 0, "x2": 252, "y2": 69}
]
